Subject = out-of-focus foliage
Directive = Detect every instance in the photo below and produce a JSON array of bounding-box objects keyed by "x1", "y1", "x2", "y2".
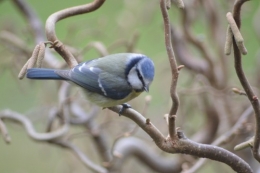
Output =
[{"x1": 0, "y1": 0, "x2": 259, "y2": 173}]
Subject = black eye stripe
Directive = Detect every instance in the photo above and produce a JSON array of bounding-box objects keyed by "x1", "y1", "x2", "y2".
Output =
[
  {"x1": 137, "y1": 70, "x2": 142, "y2": 79},
  {"x1": 136, "y1": 69, "x2": 145, "y2": 87},
  {"x1": 125, "y1": 57, "x2": 143, "y2": 77}
]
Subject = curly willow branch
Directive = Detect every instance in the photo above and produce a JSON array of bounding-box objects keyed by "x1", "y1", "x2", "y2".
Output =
[
  {"x1": 109, "y1": 105, "x2": 253, "y2": 173},
  {"x1": 183, "y1": 106, "x2": 254, "y2": 173},
  {"x1": 12, "y1": 0, "x2": 60, "y2": 66},
  {"x1": 0, "y1": 110, "x2": 69, "y2": 141},
  {"x1": 45, "y1": 0, "x2": 106, "y2": 68},
  {"x1": 231, "y1": 0, "x2": 260, "y2": 162},
  {"x1": 52, "y1": 140, "x2": 107, "y2": 173},
  {"x1": 160, "y1": 0, "x2": 180, "y2": 139}
]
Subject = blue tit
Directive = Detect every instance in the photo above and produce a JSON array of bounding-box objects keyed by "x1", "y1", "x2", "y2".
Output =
[{"x1": 26, "y1": 53, "x2": 155, "y2": 110}]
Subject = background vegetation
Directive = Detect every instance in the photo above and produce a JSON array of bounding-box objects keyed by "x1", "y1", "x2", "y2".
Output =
[{"x1": 0, "y1": 0, "x2": 260, "y2": 172}]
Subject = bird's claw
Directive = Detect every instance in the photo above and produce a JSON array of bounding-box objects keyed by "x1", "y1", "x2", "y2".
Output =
[{"x1": 119, "y1": 103, "x2": 131, "y2": 116}]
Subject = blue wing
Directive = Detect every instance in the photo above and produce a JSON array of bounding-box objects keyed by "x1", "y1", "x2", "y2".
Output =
[
  {"x1": 56, "y1": 61, "x2": 132, "y2": 100},
  {"x1": 98, "y1": 72, "x2": 132, "y2": 100}
]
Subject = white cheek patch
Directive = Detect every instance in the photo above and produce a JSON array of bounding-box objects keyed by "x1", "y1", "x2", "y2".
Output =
[{"x1": 127, "y1": 67, "x2": 143, "y2": 90}]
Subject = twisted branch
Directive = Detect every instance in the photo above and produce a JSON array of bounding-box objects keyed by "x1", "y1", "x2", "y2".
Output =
[
  {"x1": 160, "y1": 0, "x2": 180, "y2": 139},
  {"x1": 109, "y1": 105, "x2": 253, "y2": 173},
  {"x1": 110, "y1": 137, "x2": 182, "y2": 173},
  {"x1": 231, "y1": 0, "x2": 260, "y2": 162},
  {"x1": 0, "y1": 110, "x2": 69, "y2": 141},
  {"x1": 51, "y1": 140, "x2": 107, "y2": 173},
  {"x1": 183, "y1": 106, "x2": 254, "y2": 173},
  {"x1": 45, "y1": 0, "x2": 106, "y2": 68},
  {"x1": 12, "y1": 0, "x2": 60, "y2": 66}
]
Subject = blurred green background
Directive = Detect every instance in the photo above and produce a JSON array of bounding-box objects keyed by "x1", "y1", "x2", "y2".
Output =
[{"x1": 0, "y1": 0, "x2": 259, "y2": 173}]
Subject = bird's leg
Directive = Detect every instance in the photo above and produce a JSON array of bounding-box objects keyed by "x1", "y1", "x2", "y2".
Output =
[{"x1": 119, "y1": 103, "x2": 131, "y2": 116}]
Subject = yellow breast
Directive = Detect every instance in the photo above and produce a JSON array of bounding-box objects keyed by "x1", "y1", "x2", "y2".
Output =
[{"x1": 82, "y1": 89, "x2": 143, "y2": 107}]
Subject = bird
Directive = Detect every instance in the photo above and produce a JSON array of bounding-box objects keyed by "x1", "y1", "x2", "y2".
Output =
[{"x1": 26, "y1": 53, "x2": 155, "y2": 113}]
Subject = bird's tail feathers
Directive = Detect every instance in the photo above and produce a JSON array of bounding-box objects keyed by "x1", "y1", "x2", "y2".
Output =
[{"x1": 26, "y1": 68, "x2": 64, "y2": 80}]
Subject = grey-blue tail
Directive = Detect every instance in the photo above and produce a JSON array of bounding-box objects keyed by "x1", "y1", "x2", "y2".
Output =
[{"x1": 26, "y1": 68, "x2": 64, "y2": 80}]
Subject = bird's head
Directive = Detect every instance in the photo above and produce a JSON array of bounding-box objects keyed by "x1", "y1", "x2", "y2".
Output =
[{"x1": 126, "y1": 54, "x2": 155, "y2": 92}]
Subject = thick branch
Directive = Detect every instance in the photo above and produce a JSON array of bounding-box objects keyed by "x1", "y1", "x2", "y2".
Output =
[
  {"x1": 109, "y1": 106, "x2": 165, "y2": 145},
  {"x1": 175, "y1": 137, "x2": 252, "y2": 173},
  {"x1": 109, "y1": 106, "x2": 253, "y2": 173}
]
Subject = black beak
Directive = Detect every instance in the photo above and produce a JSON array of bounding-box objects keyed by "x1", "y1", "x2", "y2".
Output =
[{"x1": 144, "y1": 86, "x2": 149, "y2": 92}]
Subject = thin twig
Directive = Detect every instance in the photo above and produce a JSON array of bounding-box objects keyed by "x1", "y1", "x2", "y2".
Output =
[
  {"x1": 232, "y1": 87, "x2": 247, "y2": 96},
  {"x1": 0, "y1": 110, "x2": 69, "y2": 141},
  {"x1": 45, "y1": 0, "x2": 106, "y2": 68},
  {"x1": 51, "y1": 140, "x2": 107, "y2": 173},
  {"x1": 46, "y1": 82, "x2": 71, "y2": 133},
  {"x1": 107, "y1": 31, "x2": 140, "y2": 53},
  {"x1": 108, "y1": 106, "x2": 165, "y2": 145},
  {"x1": 180, "y1": 5, "x2": 217, "y2": 87},
  {"x1": 70, "y1": 103, "x2": 99, "y2": 125},
  {"x1": 231, "y1": 0, "x2": 260, "y2": 162},
  {"x1": 0, "y1": 30, "x2": 31, "y2": 56},
  {"x1": 12, "y1": 0, "x2": 60, "y2": 66},
  {"x1": 109, "y1": 106, "x2": 253, "y2": 173},
  {"x1": 170, "y1": 25, "x2": 208, "y2": 74},
  {"x1": 110, "y1": 137, "x2": 182, "y2": 173},
  {"x1": 201, "y1": 0, "x2": 228, "y2": 87},
  {"x1": 0, "y1": 118, "x2": 11, "y2": 143},
  {"x1": 160, "y1": 0, "x2": 180, "y2": 139},
  {"x1": 183, "y1": 106, "x2": 254, "y2": 173},
  {"x1": 12, "y1": 0, "x2": 45, "y2": 43},
  {"x1": 110, "y1": 96, "x2": 152, "y2": 156},
  {"x1": 69, "y1": 103, "x2": 112, "y2": 163},
  {"x1": 234, "y1": 136, "x2": 254, "y2": 151},
  {"x1": 80, "y1": 41, "x2": 109, "y2": 57}
]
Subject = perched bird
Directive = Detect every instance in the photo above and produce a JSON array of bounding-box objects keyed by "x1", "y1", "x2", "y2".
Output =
[{"x1": 26, "y1": 53, "x2": 155, "y2": 112}]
